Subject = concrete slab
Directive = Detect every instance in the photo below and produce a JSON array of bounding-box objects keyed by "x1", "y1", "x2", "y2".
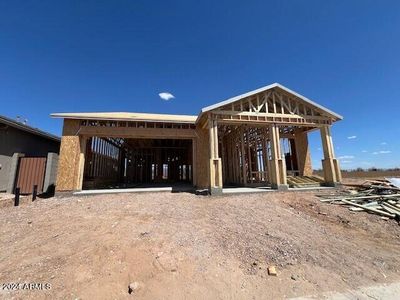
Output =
[
  {"x1": 222, "y1": 186, "x2": 335, "y2": 195},
  {"x1": 289, "y1": 186, "x2": 335, "y2": 191},
  {"x1": 73, "y1": 183, "x2": 195, "y2": 196},
  {"x1": 223, "y1": 187, "x2": 274, "y2": 194},
  {"x1": 74, "y1": 187, "x2": 174, "y2": 196},
  {"x1": 74, "y1": 185, "x2": 335, "y2": 196}
]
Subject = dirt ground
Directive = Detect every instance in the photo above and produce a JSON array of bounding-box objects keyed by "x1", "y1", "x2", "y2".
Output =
[{"x1": 0, "y1": 186, "x2": 399, "y2": 299}]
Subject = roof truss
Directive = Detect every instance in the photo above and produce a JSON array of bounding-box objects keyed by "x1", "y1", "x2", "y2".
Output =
[{"x1": 208, "y1": 87, "x2": 335, "y2": 127}]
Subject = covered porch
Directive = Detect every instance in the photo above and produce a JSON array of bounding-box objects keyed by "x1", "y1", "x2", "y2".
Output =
[{"x1": 197, "y1": 83, "x2": 342, "y2": 195}]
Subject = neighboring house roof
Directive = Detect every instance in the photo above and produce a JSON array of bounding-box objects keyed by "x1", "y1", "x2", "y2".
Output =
[
  {"x1": 0, "y1": 115, "x2": 60, "y2": 142},
  {"x1": 197, "y1": 82, "x2": 343, "y2": 123},
  {"x1": 51, "y1": 112, "x2": 197, "y2": 124}
]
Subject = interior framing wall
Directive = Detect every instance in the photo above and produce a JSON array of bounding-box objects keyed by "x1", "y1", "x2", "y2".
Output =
[{"x1": 294, "y1": 130, "x2": 313, "y2": 176}]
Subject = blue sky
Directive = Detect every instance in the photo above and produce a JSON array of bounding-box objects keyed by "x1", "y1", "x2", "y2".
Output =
[{"x1": 0, "y1": 0, "x2": 399, "y2": 169}]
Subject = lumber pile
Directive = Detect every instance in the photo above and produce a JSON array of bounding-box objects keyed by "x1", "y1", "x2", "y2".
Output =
[
  {"x1": 318, "y1": 179, "x2": 400, "y2": 222},
  {"x1": 287, "y1": 176, "x2": 324, "y2": 188}
]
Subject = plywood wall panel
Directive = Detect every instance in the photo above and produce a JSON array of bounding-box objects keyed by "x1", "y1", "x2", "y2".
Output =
[{"x1": 56, "y1": 120, "x2": 81, "y2": 191}]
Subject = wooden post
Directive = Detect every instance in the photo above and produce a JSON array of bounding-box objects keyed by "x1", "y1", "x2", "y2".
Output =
[
  {"x1": 221, "y1": 137, "x2": 226, "y2": 184},
  {"x1": 192, "y1": 138, "x2": 197, "y2": 187},
  {"x1": 76, "y1": 136, "x2": 87, "y2": 191},
  {"x1": 269, "y1": 124, "x2": 288, "y2": 190},
  {"x1": 208, "y1": 117, "x2": 223, "y2": 194},
  {"x1": 209, "y1": 120, "x2": 216, "y2": 188},
  {"x1": 262, "y1": 135, "x2": 268, "y2": 182},
  {"x1": 240, "y1": 127, "x2": 247, "y2": 186},
  {"x1": 247, "y1": 129, "x2": 253, "y2": 184},
  {"x1": 320, "y1": 125, "x2": 341, "y2": 185}
]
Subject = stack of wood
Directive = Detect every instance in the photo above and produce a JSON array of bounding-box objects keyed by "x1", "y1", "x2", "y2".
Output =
[
  {"x1": 318, "y1": 179, "x2": 400, "y2": 222},
  {"x1": 287, "y1": 176, "x2": 324, "y2": 188}
]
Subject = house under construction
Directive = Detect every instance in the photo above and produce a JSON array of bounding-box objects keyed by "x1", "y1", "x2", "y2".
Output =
[{"x1": 52, "y1": 83, "x2": 342, "y2": 195}]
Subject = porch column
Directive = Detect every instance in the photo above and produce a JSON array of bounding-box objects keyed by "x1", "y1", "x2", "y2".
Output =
[
  {"x1": 268, "y1": 124, "x2": 288, "y2": 190},
  {"x1": 208, "y1": 118, "x2": 223, "y2": 195},
  {"x1": 320, "y1": 125, "x2": 342, "y2": 186}
]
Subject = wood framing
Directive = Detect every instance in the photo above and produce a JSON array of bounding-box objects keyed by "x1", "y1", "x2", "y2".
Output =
[
  {"x1": 320, "y1": 125, "x2": 342, "y2": 185},
  {"x1": 53, "y1": 83, "x2": 342, "y2": 194}
]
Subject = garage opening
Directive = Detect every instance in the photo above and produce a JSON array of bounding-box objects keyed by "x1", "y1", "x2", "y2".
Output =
[{"x1": 83, "y1": 137, "x2": 193, "y2": 190}]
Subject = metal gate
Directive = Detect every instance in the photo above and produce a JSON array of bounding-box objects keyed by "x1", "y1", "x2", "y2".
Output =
[{"x1": 15, "y1": 157, "x2": 47, "y2": 194}]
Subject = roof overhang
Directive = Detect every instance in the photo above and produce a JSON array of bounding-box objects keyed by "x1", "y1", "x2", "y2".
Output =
[{"x1": 51, "y1": 112, "x2": 197, "y2": 124}]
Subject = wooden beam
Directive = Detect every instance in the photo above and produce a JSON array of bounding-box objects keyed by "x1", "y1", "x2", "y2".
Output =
[
  {"x1": 76, "y1": 136, "x2": 87, "y2": 190},
  {"x1": 79, "y1": 126, "x2": 196, "y2": 139},
  {"x1": 212, "y1": 110, "x2": 331, "y2": 121}
]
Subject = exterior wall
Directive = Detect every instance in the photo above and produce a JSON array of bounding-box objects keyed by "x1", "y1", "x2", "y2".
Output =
[
  {"x1": 43, "y1": 153, "x2": 59, "y2": 193},
  {"x1": 195, "y1": 127, "x2": 210, "y2": 189},
  {"x1": 0, "y1": 155, "x2": 12, "y2": 191},
  {"x1": 55, "y1": 120, "x2": 82, "y2": 191},
  {"x1": 6, "y1": 153, "x2": 24, "y2": 193},
  {"x1": 294, "y1": 131, "x2": 313, "y2": 176},
  {"x1": 0, "y1": 125, "x2": 60, "y2": 191}
]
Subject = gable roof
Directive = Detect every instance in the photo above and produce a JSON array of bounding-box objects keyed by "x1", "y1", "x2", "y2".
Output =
[
  {"x1": 197, "y1": 83, "x2": 343, "y2": 123},
  {"x1": 51, "y1": 112, "x2": 197, "y2": 124},
  {"x1": 0, "y1": 115, "x2": 60, "y2": 142},
  {"x1": 51, "y1": 83, "x2": 342, "y2": 127}
]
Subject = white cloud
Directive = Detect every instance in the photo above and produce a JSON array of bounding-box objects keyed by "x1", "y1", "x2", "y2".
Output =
[
  {"x1": 338, "y1": 155, "x2": 355, "y2": 160},
  {"x1": 317, "y1": 147, "x2": 321, "y2": 151},
  {"x1": 341, "y1": 160, "x2": 352, "y2": 164},
  {"x1": 380, "y1": 142, "x2": 387, "y2": 145},
  {"x1": 361, "y1": 161, "x2": 372, "y2": 165},
  {"x1": 372, "y1": 150, "x2": 392, "y2": 155},
  {"x1": 158, "y1": 92, "x2": 175, "y2": 101},
  {"x1": 361, "y1": 150, "x2": 368, "y2": 153},
  {"x1": 347, "y1": 135, "x2": 357, "y2": 140}
]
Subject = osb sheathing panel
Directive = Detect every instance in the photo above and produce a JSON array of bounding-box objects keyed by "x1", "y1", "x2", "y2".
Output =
[
  {"x1": 56, "y1": 120, "x2": 81, "y2": 191},
  {"x1": 195, "y1": 127, "x2": 210, "y2": 189},
  {"x1": 295, "y1": 131, "x2": 313, "y2": 176}
]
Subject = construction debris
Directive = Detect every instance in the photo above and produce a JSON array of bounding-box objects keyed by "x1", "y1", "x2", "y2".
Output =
[
  {"x1": 387, "y1": 178, "x2": 400, "y2": 188},
  {"x1": 318, "y1": 178, "x2": 400, "y2": 223},
  {"x1": 268, "y1": 266, "x2": 277, "y2": 276},
  {"x1": 287, "y1": 176, "x2": 324, "y2": 188},
  {"x1": 128, "y1": 282, "x2": 139, "y2": 294}
]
